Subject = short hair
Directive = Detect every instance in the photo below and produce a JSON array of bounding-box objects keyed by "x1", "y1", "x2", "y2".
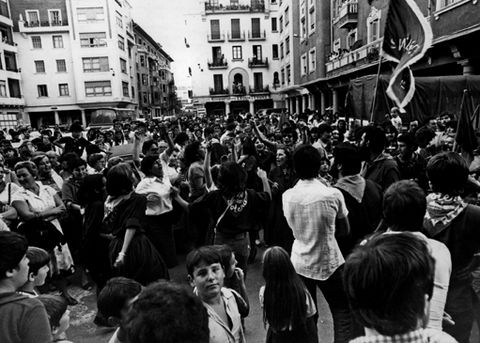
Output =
[
  {"x1": 211, "y1": 245, "x2": 234, "y2": 273},
  {"x1": 183, "y1": 141, "x2": 202, "y2": 166},
  {"x1": 174, "y1": 132, "x2": 189, "y2": 145},
  {"x1": 415, "y1": 127, "x2": 435, "y2": 148},
  {"x1": 293, "y1": 144, "x2": 321, "y2": 180},
  {"x1": 317, "y1": 123, "x2": 332, "y2": 135},
  {"x1": 383, "y1": 180, "x2": 426, "y2": 230},
  {"x1": 68, "y1": 158, "x2": 87, "y2": 172},
  {"x1": 106, "y1": 163, "x2": 134, "y2": 196},
  {"x1": 204, "y1": 126, "x2": 214, "y2": 136},
  {"x1": 186, "y1": 246, "x2": 222, "y2": 276},
  {"x1": 397, "y1": 133, "x2": 418, "y2": 150},
  {"x1": 216, "y1": 162, "x2": 247, "y2": 198},
  {"x1": 14, "y1": 161, "x2": 38, "y2": 178},
  {"x1": 363, "y1": 126, "x2": 387, "y2": 154},
  {"x1": 32, "y1": 154, "x2": 48, "y2": 168},
  {"x1": 140, "y1": 155, "x2": 158, "y2": 176},
  {"x1": 333, "y1": 142, "x2": 362, "y2": 176},
  {"x1": 0, "y1": 232, "x2": 28, "y2": 280},
  {"x1": 37, "y1": 295, "x2": 68, "y2": 329},
  {"x1": 87, "y1": 153, "x2": 104, "y2": 168},
  {"x1": 344, "y1": 233, "x2": 434, "y2": 336},
  {"x1": 97, "y1": 277, "x2": 142, "y2": 319},
  {"x1": 427, "y1": 152, "x2": 469, "y2": 196},
  {"x1": 26, "y1": 247, "x2": 50, "y2": 276},
  {"x1": 69, "y1": 122, "x2": 83, "y2": 133},
  {"x1": 124, "y1": 280, "x2": 209, "y2": 343},
  {"x1": 141, "y1": 140, "x2": 158, "y2": 155}
]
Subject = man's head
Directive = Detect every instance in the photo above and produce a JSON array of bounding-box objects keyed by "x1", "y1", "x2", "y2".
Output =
[
  {"x1": 397, "y1": 133, "x2": 417, "y2": 158},
  {"x1": 333, "y1": 142, "x2": 362, "y2": 177},
  {"x1": 344, "y1": 233, "x2": 435, "y2": 336},
  {"x1": 383, "y1": 180, "x2": 426, "y2": 231},
  {"x1": 25, "y1": 247, "x2": 50, "y2": 287},
  {"x1": 359, "y1": 126, "x2": 387, "y2": 157},
  {"x1": 318, "y1": 123, "x2": 332, "y2": 144},
  {"x1": 0, "y1": 231, "x2": 29, "y2": 290},
  {"x1": 427, "y1": 151, "x2": 469, "y2": 196},
  {"x1": 69, "y1": 122, "x2": 83, "y2": 139},
  {"x1": 124, "y1": 280, "x2": 209, "y2": 343},
  {"x1": 293, "y1": 144, "x2": 321, "y2": 180}
]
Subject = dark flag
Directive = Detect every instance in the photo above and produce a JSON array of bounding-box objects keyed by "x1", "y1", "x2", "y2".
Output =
[
  {"x1": 381, "y1": 0, "x2": 433, "y2": 111},
  {"x1": 455, "y1": 89, "x2": 479, "y2": 163}
]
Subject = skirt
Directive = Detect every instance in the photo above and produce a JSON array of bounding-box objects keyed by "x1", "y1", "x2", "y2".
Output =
[{"x1": 144, "y1": 212, "x2": 178, "y2": 268}]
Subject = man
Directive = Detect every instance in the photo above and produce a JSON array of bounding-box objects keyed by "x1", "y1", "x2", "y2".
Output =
[
  {"x1": 359, "y1": 126, "x2": 400, "y2": 191},
  {"x1": 333, "y1": 143, "x2": 383, "y2": 256},
  {"x1": 283, "y1": 145, "x2": 353, "y2": 343},
  {"x1": 383, "y1": 180, "x2": 451, "y2": 331},
  {"x1": 55, "y1": 121, "x2": 89, "y2": 157},
  {"x1": 312, "y1": 123, "x2": 332, "y2": 159},
  {"x1": 395, "y1": 133, "x2": 428, "y2": 191},
  {"x1": 0, "y1": 231, "x2": 52, "y2": 343}
]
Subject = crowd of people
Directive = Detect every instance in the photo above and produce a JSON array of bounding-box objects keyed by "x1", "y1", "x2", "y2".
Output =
[{"x1": 1, "y1": 106, "x2": 480, "y2": 343}]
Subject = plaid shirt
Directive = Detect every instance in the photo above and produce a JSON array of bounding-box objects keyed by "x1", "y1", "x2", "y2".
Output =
[{"x1": 350, "y1": 329, "x2": 457, "y2": 343}]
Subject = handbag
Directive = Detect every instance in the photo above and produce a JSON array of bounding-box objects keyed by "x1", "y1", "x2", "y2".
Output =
[{"x1": 17, "y1": 218, "x2": 64, "y2": 251}]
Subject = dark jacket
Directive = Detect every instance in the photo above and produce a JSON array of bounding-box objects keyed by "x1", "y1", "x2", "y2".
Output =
[{"x1": 363, "y1": 152, "x2": 400, "y2": 191}]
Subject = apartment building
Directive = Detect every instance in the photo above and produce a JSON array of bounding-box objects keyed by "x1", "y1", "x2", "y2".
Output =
[
  {"x1": 134, "y1": 22, "x2": 176, "y2": 119},
  {"x1": 10, "y1": 0, "x2": 137, "y2": 127},
  {"x1": 0, "y1": 0, "x2": 25, "y2": 129},
  {"x1": 189, "y1": 0, "x2": 283, "y2": 116}
]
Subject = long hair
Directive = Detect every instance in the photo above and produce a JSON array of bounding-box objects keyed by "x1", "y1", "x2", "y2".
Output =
[{"x1": 262, "y1": 246, "x2": 308, "y2": 331}]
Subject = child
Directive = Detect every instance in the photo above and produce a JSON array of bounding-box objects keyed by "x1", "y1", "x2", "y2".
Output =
[
  {"x1": 97, "y1": 277, "x2": 143, "y2": 343},
  {"x1": 186, "y1": 246, "x2": 245, "y2": 343},
  {"x1": 319, "y1": 157, "x2": 333, "y2": 186},
  {"x1": 37, "y1": 294, "x2": 72, "y2": 343},
  {"x1": 260, "y1": 246, "x2": 318, "y2": 343},
  {"x1": 19, "y1": 246, "x2": 50, "y2": 297}
]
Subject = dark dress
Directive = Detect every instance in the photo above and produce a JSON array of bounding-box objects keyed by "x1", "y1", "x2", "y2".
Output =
[
  {"x1": 266, "y1": 317, "x2": 318, "y2": 343},
  {"x1": 104, "y1": 193, "x2": 169, "y2": 285}
]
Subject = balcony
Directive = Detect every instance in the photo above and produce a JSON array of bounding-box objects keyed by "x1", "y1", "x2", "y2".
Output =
[
  {"x1": 248, "y1": 30, "x2": 266, "y2": 41},
  {"x1": 208, "y1": 58, "x2": 228, "y2": 69},
  {"x1": 336, "y1": 0, "x2": 358, "y2": 29},
  {"x1": 228, "y1": 31, "x2": 246, "y2": 41},
  {"x1": 207, "y1": 33, "x2": 225, "y2": 42},
  {"x1": 204, "y1": 1, "x2": 265, "y2": 14},
  {"x1": 248, "y1": 57, "x2": 269, "y2": 68},
  {"x1": 249, "y1": 85, "x2": 270, "y2": 94},
  {"x1": 19, "y1": 20, "x2": 69, "y2": 33},
  {"x1": 209, "y1": 88, "x2": 229, "y2": 96},
  {"x1": 232, "y1": 84, "x2": 247, "y2": 95},
  {"x1": 326, "y1": 39, "x2": 382, "y2": 76}
]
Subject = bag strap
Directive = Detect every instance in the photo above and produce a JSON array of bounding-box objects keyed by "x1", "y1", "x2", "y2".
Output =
[
  {"x1": 212, "y1": 199, "x2": 232, "y2": 242},
  {"x1": 7, "y1": 183, "x2": 11, "y2": 205}
]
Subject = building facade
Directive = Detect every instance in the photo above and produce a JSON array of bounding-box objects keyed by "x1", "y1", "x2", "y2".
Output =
[
  {"x1": 0, "y1": 0, "x2": 25, "y2": 129},
  {"x1": 189, "y1": 0, "x2": 284, "y2": 116},
  {"x1": 10, "y1": 0, "x2": 138, "y2": 127}
]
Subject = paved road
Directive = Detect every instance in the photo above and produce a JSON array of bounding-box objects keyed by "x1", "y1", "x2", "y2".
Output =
[{"x1": 66, "y1": 248, "x2": 334, "y2": 343}]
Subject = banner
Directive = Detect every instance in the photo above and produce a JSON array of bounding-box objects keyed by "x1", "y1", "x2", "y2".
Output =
[{"x1": 381, "y1": 0, "x2": 433, "y2": 111}]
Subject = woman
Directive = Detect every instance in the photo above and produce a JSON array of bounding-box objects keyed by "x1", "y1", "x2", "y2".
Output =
[
  {"x1": 260, "y1": 246, "x2": 318, "y2": 343},
  {"x1": 0, "y1": 163, "x2": 19, "y2": 228},
  {"x1": 265, "y1": 147, "x2": 296, "y2": 253},
  {"x1": 135, "y1": 155, "x2": 187, "y2": 268},
  {"x1": 103, "y1": 163, "x2": 169, "y2": 285},
  {"x1": 33, "y1": 154, "x2": 63, "y2": 194},
  {"x1": 86, "y1": 153, "x2": 106, "y2": 174},
  {"x1": 184, "y1": 141, "x2": 207, "y2": 201},
  {"x1": 11, "y1": 161, "x2": 77, "y2": 304}
]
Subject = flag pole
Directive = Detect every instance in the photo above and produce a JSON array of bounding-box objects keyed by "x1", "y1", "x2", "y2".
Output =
[{"x1": 369, "y1": 49, "x2": 383, "y2": 124}]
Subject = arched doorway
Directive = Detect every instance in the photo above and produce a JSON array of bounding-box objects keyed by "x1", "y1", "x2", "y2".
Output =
[{"x1": 228, "y1": 67, "x2": 249, "y2": 95}]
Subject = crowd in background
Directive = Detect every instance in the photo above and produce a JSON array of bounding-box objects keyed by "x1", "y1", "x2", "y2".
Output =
[{"x1": 1, "y1": 105, "x2": 480, "y2": 343}]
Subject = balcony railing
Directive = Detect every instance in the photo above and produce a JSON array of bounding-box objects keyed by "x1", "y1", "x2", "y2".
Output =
[
  {"x1": 249, "y1": 85, "x2": 270, "y2": 94},
  {"x1": 228, "y1": 31, "x2": 246, "y2": 41},
  {"x1": 205, "y1": 1, "x2": 265, "y2": 13},
  {"x1": 326, "y1": 39, "x2": 382, "y2": 75},
  {"x1": 248, "y1": 30, "x2": 266, "y2": 40},
  {"x1": 337, "y1": 0, "x2": 358, "y2": 29},
  {"x1": 208, "y1": 59, "x2": 228, "y2": 69},
  {"x1": 248, "y1": 57, "x2": 269, "y2": 68},
  {"x1": 232, "y1": 84, "x2": 247, "y2": 95},
  {"x1": 209, "y1": 88, "x2": 229, "y2": 96},
  {"x1": 23, "y1": 20, "x2": 69, "y2": 27},
  {"x1": 207, "y1": 33, "x2": 225, "y2": 42}
]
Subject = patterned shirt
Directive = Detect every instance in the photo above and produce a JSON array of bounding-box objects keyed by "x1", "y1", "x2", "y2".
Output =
[
  {"x1": 350, "y1": 329, "x2": 456, "y2": 343},
  {"x1": 283, "y1": 178, "x2": 348, "y2": 280}
]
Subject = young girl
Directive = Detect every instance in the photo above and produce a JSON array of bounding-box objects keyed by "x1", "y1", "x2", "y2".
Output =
[
  {"x1": 37, "y1": 294, "x2": 72, "y2": 343},
  {"x1": 260, "y1": 246, "x2": 318, "y2": 343}
]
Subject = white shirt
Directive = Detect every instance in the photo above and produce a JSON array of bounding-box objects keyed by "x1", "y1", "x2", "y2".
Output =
[
  {"x1": 135, "y1": 176, "x2": 173, "y2": 216},
  {"x1": 283, "y1": 178, "x2": 348, "y2": 280}
]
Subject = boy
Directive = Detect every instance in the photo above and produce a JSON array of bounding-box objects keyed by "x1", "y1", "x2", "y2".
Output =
[{"x1": 19, "y1": 246, "x2": 50, "y2": 297}]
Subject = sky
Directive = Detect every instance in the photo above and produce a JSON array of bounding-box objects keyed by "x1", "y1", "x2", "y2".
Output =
[{"x1": 131, "y1": 0, "x2": 201, "y2": 89}]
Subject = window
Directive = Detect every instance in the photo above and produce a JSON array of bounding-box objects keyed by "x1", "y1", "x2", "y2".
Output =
[
  {"x1": 142, "y1": 74, "x2": 148, "y2": 85},
  {"x1": 213, "y1": 74, "x2": 223, "y2": 92},
  {"x1": 80, "y1": 32, "x2": 107, "y2": 47},
  {"x1": 272, "y1": 44, "x2": 279, "y2": 59},
  {"x1": 368, "y1": 18, "x2": 380, "y2": 43},
  {"x1": 52, "y1": 35, "x2": 63, "y2": 48},
  {"x1": 48, "y1": 9, "x2": 62, "y2": 25},
  {"x1": 231, "y1": 19, "x2": 241, "y2": 39},
  {"x1": 279, "y1": 16, "x2": 283, "y2": 32},
  {"x1": 436, "y1": 0, "x2": 464, "y2": 10},
  {"x1": 347, "y1": 29, "x2": 357, "y2": 49},
  {"x1": 285, "y1": 37, "x2": 290, "y2": 55},
  {"x1": 286, "y1": 65, "x2": 291, "y2": 84},
  {"x1": 140, "y1": 55, "x2": 145, "y2": 67},
  {"x1": 0, "y1": 81, "x2": 6, "y2": 97},
  {"x1": 120, "y1": 58, "x2": 127, "y2": 73},
  {"x1": 118, "y1": 35, "x2": 125, "y2": 50},
  {"x1": 300, "y1": 17, "x2": 307, "y2": 40},
  {"x1": 26, "y1": 10, "x2": 40, "y2": 26},
  {"x1": 85, "y1": 81, "x2": 112, "y2": 96},
  {"x1": 309, "y1": 48, "x2": 316, "y2": 72},
  {"x1": 232, "y1": 46, "x2": 242, "y2": 60},
  {"x1": 253, "y1": 72, "x2": 263, "y2": 90},
  {"x1": 253, "y1": 45, "x2": 262, "y2": 60},
  {"x1": 271, "y1": 17, "x2": 277, "y2": 32},
  {"x1": 333, "y1": 38, "x2": 341, "y2": 53},
  {"x1": 301, "y1": 53, "x2": 307, "y2": 76},
  {"x1": 210, "y1": 20, "x2": 220, "y2": 39},
  {"x1": 56, "y1": 59, "x2": 66, "y2": 72},
  {"x1": 281, "y1": 68, "x2": 285, "y2": 85},
  {"x1": 77, "y1": 7, "x2": 105, "y2": 22},
  {"x1": 122, "y1": 82, "x2": 129, "y2": 97},
  {"x1": 285, "y1": 7, "x2": 289, "y2": 25},
  {"x1": 37, "y1": 85, "x2": 48, "y2": 97},
  {"x1": 35, "y1": 60, "x2": 45, "y2": 73},
  {"x1": 116, "y1": 12, "x2": 122, "y2": 28},
  {"x1": 59, "y1": 83, "x2": 69, "y2": 96},
  {"x1": 251, "y1": 18, "x2": 261, "y2": 38},
  {"x1": 82, "y1": 57, "x2": 109, "y2": 72},
  {"x1": 308, "y1": 5, "x2": 315, "y2": 33},
  {"x1": 0, "y1": 113, "x2": 18, "y2": 129},
  {"x1": 280, "y1": 42, "x2": 284, "y2": 59},
  {"x1": 31, "y1": 36, "x2": 42, "y2": 49}
]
